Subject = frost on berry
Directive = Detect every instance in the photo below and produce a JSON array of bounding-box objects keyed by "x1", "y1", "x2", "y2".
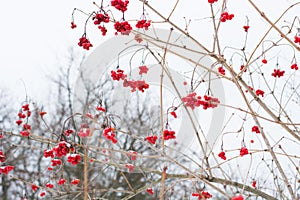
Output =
[
  {"x1": 44, "y1": 149, "x2": 54, "y2": 158},
  {"x1": 0, "y1": 165, "x2": 14, "y2": 174},
  {"x1": 0, "y1": 151, "x2": 6, "y2": 162},
  {"x1": 53, "y1": 141, "x2": 71, "y2": 157},
  {"x1": 125, "y1": 163, "x2": 135, "y2": 172},
  {"x1": 103, "y1": 127, "x2": 117, "y2": 144},
  {"x1": 67, "y1": 154, "x2": 81, "y2": 165},
  {"x1": 127, "y1": 150, "x2": 138, "y2": 161}
]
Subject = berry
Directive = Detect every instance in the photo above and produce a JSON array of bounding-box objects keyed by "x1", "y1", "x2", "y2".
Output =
[
  {"x1": 71, "y1": 22, "x2": 77, "y2": 29},
  {"x1": 218, "y1": 151, "x2": 226, "y2": 160},
  {"x1": 71, "y1": 178, "x2": 80, "y2": 185},
  {"x1": 136, "y1": 20, "x2": 151, "y2": 30},
  {"x1": 240, "y1": 147, "x2": 249, "y2": 156},
  {"x1": 78, "y1": 36, "x2": 93, "y2": 50},
  {"x1": 271, "y1": 69, "x2": 285, "y2": 78},
  {"x1": 218, "y1": 66, "x2": 226, "y2": 75},
  {"x1": 291, "y1": 63, "x2": 298, "y2": 70},
  {"x1": 251, "y1": 125, "x2": 260, "y2": 133},
  {"x1": 255, "y1": 89, "x2": 265, "y2": 97},
  {"x1": 262, "y1": 59, "x2": 267, "y2": 64},
  {"x1": 111, "y1": 0, "x2": 129, "y2": 13},
  {"x1": 243, "y1": 25, "x2": 250, "y2": 32},
  {"x1": 146, "y1": 135, "x2": 158, "y2": 144},
  {"x1": 146, "y1": 188, "x2": 154, "y2": 195},
  {"x1": 139, "y1": 65, "x2": 149, "y2": 75},
  {"x1": 114, "y1": 21, "x2": 132, "y2": 35}
]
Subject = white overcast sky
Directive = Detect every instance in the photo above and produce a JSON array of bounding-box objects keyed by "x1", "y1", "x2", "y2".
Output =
[{"x1": 0, "y1": 0, "x2": 299, "y2": 103}]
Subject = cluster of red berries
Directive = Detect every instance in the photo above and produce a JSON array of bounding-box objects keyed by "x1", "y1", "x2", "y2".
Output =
[
  {"x1": 218, "y1": 151, "x2": 226, "y2": 160},
  {"x1": 139, "y1": 65, "x2": 149, "y2": 75},
  {"x1": 93, "y1": 13, "x2": 110, "y2": 36},
  {"x1": 0, "y1": 165, "x2": 14, "y2": 175},
  {"x1": 103, "y1": 127, "x2": 117, "y2": 144},
  {"x1": 218, "y1": 66, "x2": 226, "y2": 75},
  {"x1": 220, "y1": 12, "x2": 234, "y2": 22},
  {"x1": 232, "y1": 195, "x2": 244, "y2": 200},
  {"x1": 240, "y1": 65, "x2": 247, "y2": 72},
  {"x1": 243, "y1": 25, "x2": 250, "y2": 32},
  {"x1": 52, "y1": 141, "x2": 72, "y2": 157},
  {"x1": 64, "y1": 129, "x2": 75, "y2": 136},
  {"x1": 271, "y1": 69, "x2": 285, "y2": 78},
  {"x1": 16, "y1": 103, "x2": 32, "y2": 137},
  {"x1": 294, "y1": 35, "x2": 300, "y2": 45},
  {"x1": 208, "y1": 0, "x2": 218, "y2": 3},
  {"x1": 111, "y1": 69, "x2": 150, "y2": 92},
  {"x1": 125, "y1": 163, "x2": 135, "y2": 172},
  {"x1": 67, "y1": 154, "x2": 81, "y2": 165},
  {"x1": 255, "y1": 89, "x2": 265, "y2": 97},
  {"x1": 0, "y1": 151, "x2": 6, "y2": 163},
  {"x1": 162, "y1": 129, "x2": 176, "y2": 140},
  {"x1": 111, "y1": 69, "x2": 127, "y2": 81},
  {"x1": 111, "y1": 0, "x2": 129, "y2": 13},
  {"x1": 146, "y1": 188, "x2": 154, "y2": 195},
  {"x1": 240, "y1": 147, "x2": 249, "y2": 156},
  {"x1": 93, "y1": 13, "x2": 110, "y2": 24},
  {"x1": 291, "y1": 63, "x2": 298, "y2": 70},
  {"x1": 127, "y1": 150, "x2": 137, "y2": 161},
  {"x1": 136, "y1": 20, "x2": 151, "y2": 30},
  {"x1": 145, "y1": 135, "x2": 158, "y2": 144},
  {"x1": 252, "y1": 125, "x2": 260, "y2": 133},
  {"x1": 51, "y1": 159, "x2": 62, "y2": 166},
  {"x1": 182, "y1": 93, "x2": 220, "y2": 110},
  {"x1": 71, "y1": 22, "x2": 77, "y2": 29},
  {"x1": 78, "y1": 36, "x2": 93, "y2": 50},
  {"x1": 192, "y1": 191, "x2": 212, "y2": 199},
  {"x1": 114, "y1": 21, "x2": 132, "y2": 35},
  {"x1": 32, "y1": 178, "x2": 80, "y2": 197},
  {"x1": 78, "y1": 124, "x2": 91, "y2": 138},
  {"x1": 123, "y1": 79, "x2": 149, "y2": 92}
]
